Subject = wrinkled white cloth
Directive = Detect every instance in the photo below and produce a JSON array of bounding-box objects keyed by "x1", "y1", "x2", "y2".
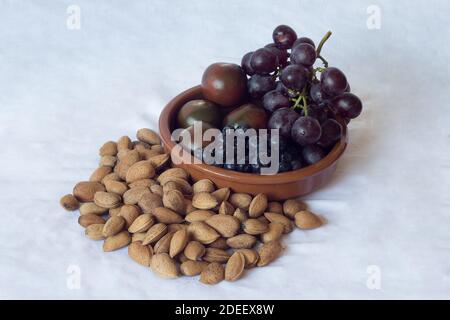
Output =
[{"x1": 0, "y1": 0, "x2": 449, "y2": 299}]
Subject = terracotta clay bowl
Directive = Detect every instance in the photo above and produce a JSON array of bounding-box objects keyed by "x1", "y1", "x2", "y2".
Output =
[{"x1": 159, "y1": 85, "x2": 348, "y2": 201}]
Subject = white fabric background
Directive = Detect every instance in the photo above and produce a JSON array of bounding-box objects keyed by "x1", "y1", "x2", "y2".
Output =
[{"x1": 1, "y1": 0, "x2": 449, "y2": 299}]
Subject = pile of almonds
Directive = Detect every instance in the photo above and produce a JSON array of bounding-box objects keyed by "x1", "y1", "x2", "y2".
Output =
[{"x1": 60, "y1": 128, "x2": 323, "y2": 285}]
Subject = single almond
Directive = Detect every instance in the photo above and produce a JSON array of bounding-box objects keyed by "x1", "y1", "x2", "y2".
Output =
[
  {"x1": 200, "y1": 262, "x2": 224, "y2": 285},
  {"x1": 294, "y1": 210, "x2": 323, "y2": 229},
  {"x1": 137, "y1": 128, "x2": 161, "y2": 145},
  {"x1": 283, "y1": 199, "x2": 307, "y2": 219},
  {"x1": 118, "y1": 204, "x2": 141, "y2": 228},
  {"x1": 257, "y1": 240, "x2": 283, "y2": 267},
  {"x1": 226, "y1": 234, "x2": 256, "y2": 249},
  {"x1": 203, "y1": 248, "x2": 231, "y2": 263},
  {"x1": 184, "y1": 241, "x2": 206, "y2": 260},
  {"x1": 126, "y1": 160, "x2": 155, "y2": 183},
  {"x1": 102, "y1": 216, "x2": 125, "y2": 237},
  {"x1": 85, "y1": 224, "x2": 106, "y2": 240},
  {"x1": 114, "y1": 161, "x2": 131, "y2": 180},
  {"x1": 180, "y1": 260, "x2": 209, "y2": 276},
  {"x1": 104, "y1": 180, "x2": 128, "y2": 196},
  {"x1": 157, "y1": 168, "x2": 189, "y2": 184},
  {"x1": 211, "y1": 188, "x2": 231, "y2": 203},
  {"x1": 117, "y1": 136, "x2": 132, "y2": 151},
  {"x1": 268, "y1": 202, "x2": 283, "y2": 214},
  {"x1": 237, "y1": 249, "x2": 259, "y2": 269},
  {"x1": 99, "y1": 155, "x2": 117, "y2": 167},
  {"x1": 219, "y1": 201, "x2": 235, "y2": 215},
  {"x1": 243, "y1": 219, "x2": 269, "y2": 235},
  {"x1": 142, "y1": 223, "x2": 167, "y2": 245},
  {"x1": 73, "y1": 181, "x2": 105, "y2": 202},
  {"x1": 205, "y1": 214, "x2": 240, "y2": 238},
  {"x1": 185, "y1": 210, "x2": 215, "y2": 223},
  {"x1": 94, "y1": 191, "x2": 121, "y2": 209},
  {"x1": 193, "y1": 179, "x2": 215, "y2": 194},
  {"x1": 103, "y1": 231, "x2": 131, "y2": 252},
  {"x1": 138, "y1": 192, "x2": 163, "y2": 214},
  {"x1": 99, "y1": 141, "x2": 118, "y2": 156},
  {"x1": 123, "y1": 186, "x2": 151, "y2": 205},
  {"x1": 192, "y1": 192, "x2": 218, "y2": 210},
  {"x1": 148, "y1": 153, "x2": 170, "y2": 170},
  {"x1": 248, "y1": 193, "x2": 268, "y2": 218},
  {"x1": 162, "y1": 177, "x2": 192, "y2": 195},
  {"x1": 60, "y1": 194, "x2": 79, "y2": 211},
  {"x1": 264, "y1": 212, "x2": 294, "y2": 233},
  {"x1": 187, "y1": 221, "x2": 220, "y2": 244},
  {"x1": 101, "y1": 172, "x2": 120, "y2": 184},
  {"x1": 128, "y1": 213, "x2": 154, "y2": 233},
  {"x1": 169, "y1": 229, "x2": 189, "y2": 258},
  {"x1": 150, "y1": 253, "x2": 179, "y2": 278},
  {"x1": 128, "y1": 241, "x2": 153, "y2": 266},
  {"x1": 153, "y1": 207, "x2": 183, "y2": 224},
  {"x1": 261, "y1": 222, "x2": 284, "y2": 243},
  {"x1": 79, "y1": 202, "x2": 108, "y2": 215},
  {"x1": 229, "y1": 193, "x2": 252, "y2": 210},
  {"x1": 163, "y1": 190, "x2": 185, "y2": 214},
  {"x1": 208, "y1": 237, "x2": 229, "y2": 250},
  {"x1": 225, "y1": 252, "x2": 246, "y2": 282},
  {"x1": 153, "y1": 231, "x2": 175, "y2": 254},
  {"x1": 78, "y1": 214, "x2": 105, "y2": 228},
  {"x1": 90, "y1": 166, "x2": 112, "y2": 182},
  {"x1": 233, "y1": 208, "x2": 248, "y2": 222}
]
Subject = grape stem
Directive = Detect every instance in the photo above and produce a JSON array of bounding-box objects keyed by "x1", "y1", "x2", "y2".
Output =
[
  {"x1": 316, "y1": 31, "x2": 332, "y2": 56},
  {"x1": 317, "y1": 55, "x2": 329, "y2": 68},
  {"x1": 291, "y1": 87, "x2": 309, "y2": 116}
]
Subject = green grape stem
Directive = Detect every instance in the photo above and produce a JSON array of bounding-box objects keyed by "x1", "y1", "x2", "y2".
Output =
[
  {"x1": 291, "y1": 87, "x2": 309, "y2": 116},
  {"x1": 316, "y1": 31, "x2": 332, "y2": 56}
]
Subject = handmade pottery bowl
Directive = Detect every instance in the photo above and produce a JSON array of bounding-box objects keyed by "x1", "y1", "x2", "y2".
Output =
[{"x1": 159, "y1": 85, "x2": 348, "y2": 200}]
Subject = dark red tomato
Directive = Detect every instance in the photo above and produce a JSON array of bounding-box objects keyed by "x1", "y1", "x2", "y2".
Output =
[
  {"x1": 177, "y1": 99, "x2": 222, "y2": 129},
  {"x1": 201, "y1": 63, "x2": 247, "y2": 108},
  {"x1": 223, "y1": 103, "x2": 268, "y2": 130}
]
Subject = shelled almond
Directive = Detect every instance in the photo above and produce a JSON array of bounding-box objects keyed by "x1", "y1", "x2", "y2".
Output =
[{"x1": 60, "y1": 128, "x2": 324, "y2": 285}]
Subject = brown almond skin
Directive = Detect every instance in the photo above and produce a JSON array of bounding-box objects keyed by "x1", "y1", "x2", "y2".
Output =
[
  {"x1": 248, "y1": 193, "x2": 268, "y2": 218},
  {"x1": 153, "y1": 207, "x2": 184, "y2": 224},
  {"x1": 102, "y1": 216, "x2": 125, "y2": 237},
  {"x1": 117, "y1": 136, "x2": 132, "y2": 151},
  {"x1": 205, "y1": 214, "x2": 240, "y2": 238},
  {"x1": 203, "y1": 248, "x2": 231, "y2": 263},
  {"x1": 180, "y1": 260, "x2": 209, "y2": 276},
  {"x1": 79, "y1": 202, "x2": 108, "y2": 216},
  {"x1": 142, "y1": 223, "x2": 168, "y2": 245},
  {"x1": 219, "y1": 201, "x2": 234, "y2": 215},
  {"x1": 78, "y1": 214, "x2": 105, "y2": 228},
  {"x1": 283, "y1": 199, "x2": 307, "y2": 219},
  {"x1": 229, "y1": 193, "x2": 252, "y2": 210},
  {"x1": 261, "y1": 222, "x2": 284, "y2": 243},
  {"x1": 187, "y1": 221, "x2": 220, "y2": 245},
  {"x1": 233, "y1": 208, "x2": 248, "y2": 222},
  {"x1": 85, "y1": 224, "x2": 106, "y2": 240},
  {"x1": 264, "y1": 212, "x2": 294, "y2": 233},
  {"x1": 138, "y1": 192, "x2": 163, "y2": 214},
  {"x1": 211, "y1": 188, "x2": 231, "y2": 203},
  {"x1": 73, "y1": 181, "x2": 105, "y2": 202},
  {"x1": 192, "y1": 192, "x2": 218, "y2": 210},
  {"x1": 243, "y1": 219, "x2": 269, "y2": 235},
  {"x1": 90, "y1": 166, "x2": 112, "y2": 183},
  {"x1": 118, "y1": 204, "x2": 141, "y2": 228},
  {"x1": 128, "y1": 241, "x2": 153, "y2": 266},
  {"x1": 94, "y1": 191, "x2": 122, "y2": 209},
  {"x1": 154, "y1": 231, "x2": 176, "y2": 254},
  {"x1": 150, "y1": 253, "x2": 179, "y2": 278},
  {"x1": 200, "y1": 262, "x2": 224, "y2": 285},
  {"x1": 268, "y1": 202, "x2": 283, "y2": 214},
  {"x1": 99, "y1": 141, "x2": 118, "y2": 156},
  {"x1": 208, "y1": 237, "x2": 229, "y2": 250},
  {"x1": 128, "y1": 179, "x2": 157, "y2": 189},
  {"x1": 169, "y1": 229, "x2": 189, "y2": 258},
  {"x1": 162, "y1": 190, "x2": 185, "y2": 214},
  {"x1": 99, "y1": 155, "x2": 117, "y2": 167},
  {"x1": 294, "y1": 210, "x2": 323, "y2": 229},
  {"x1": 128, "y1": 213, "x2": 154, "y2": 233},
  {"x1": 60, "y1": 194, "x2": 79, "y2": 211},
  {"x1": 226, "y1": 234, "x2": 257, "y2": 249},
  {"x1": 103, "y1": 231, "x2": 131, "y2": 252},
  {"x1": 257, "y1": 240, "x2": 283, "y2": 267},
  {"x1": 104, "y1": 180, "x2": 128, "y2": 196},
  {"x1": 157, "y1": 168, "x2": 189, "y2": 183},
  {"x1": 237, "y1": 249, "x2": 259, "y2": 269},
  {"x1": 192, "y1": 179, "x2": 215, "y2": 194},
  {"x1": 184, "y1": 241, "x2": 206, "y2": 260},
  {"x1": 123, "y1": 186, "x2": 151, "y2": 205},
  {"x1": 186, "y1": 210, "x2": 215, "y2": 223},
  {"x1": 137, "y1": 128, "x2": 161, "y2": 145},
  {"x1": 225, "y1": 251, "x2": 246, "y2": 282},
  {"x1": 126, "y1": 160, "x2": 156, "y2": 183},
  {"x1": 109, "y1": 206, "x2": 122, "y2": 217}
]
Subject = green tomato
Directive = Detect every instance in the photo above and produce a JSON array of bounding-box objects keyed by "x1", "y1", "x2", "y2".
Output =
[{"x1": 177, "y1": 99, "x2": 222, "y2": 129}]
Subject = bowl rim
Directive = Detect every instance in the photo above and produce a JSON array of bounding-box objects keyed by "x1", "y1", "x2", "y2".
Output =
[{"x1": 159, "y1": 85, "x2": 348, "y2": 185}]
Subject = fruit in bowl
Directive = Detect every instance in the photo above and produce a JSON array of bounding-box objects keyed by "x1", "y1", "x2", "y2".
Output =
[{"x1": 160, "y1": 25, "x2": 362, "y2": 198}]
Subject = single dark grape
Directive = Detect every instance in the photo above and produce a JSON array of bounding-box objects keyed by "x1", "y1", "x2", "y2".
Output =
[
  {"x1": 262, "y1": 90, "x2": 290, "y2": 113},
  {"x1": 280, "y1": 64, "x2": 308, "y2": 91},
  {"x1": 293, "y1": 37, "x2": 315, "y2": 49},
  {"x1": 264, "y1": 43, "x2": 289, "y2": 67},
  {"x1": 309, "y1": 82, "x2": 330, "y2": 103},
  {"x1": 241, "y1": 52, "x2": 254, "y2": 76},
  {"x1": 317, "y1": 119, "x2": 342, "y2": 148},
  {"x1": 291, "y1": 43, "x2": 317, "y2": 67},
  {"x1": 291, "y1": 116, "x2": 322, "y2": 146},
  {"x1": 302, "y1": 145, "x2": 325, "y2": 165},
  {"x1": 268, "y1": 107, "x2": 300, "y2": 138},
  {"x1": 250, "y1": 48, "x2": 279, "y2": 75},
  {"x1": 272, "y1": 25, "x2": 297, "y2": 49},
  {"x1": 302, "y1": 104, "x2": 329, "y2": 124},
  {"x1": 320, "y1": 67, "x2": 348, "y2": 96},
  {"x1": 328, "y1": 93, "x2": 362, "y2": 119},
  {"x1": 247, "y1": 74, "x2": 276, "y2": 98}
]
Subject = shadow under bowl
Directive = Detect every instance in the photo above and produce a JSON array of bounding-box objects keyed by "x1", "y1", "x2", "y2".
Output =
[{"x1": 159, "y1": 85, "x2": 348, "y2": 201}]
